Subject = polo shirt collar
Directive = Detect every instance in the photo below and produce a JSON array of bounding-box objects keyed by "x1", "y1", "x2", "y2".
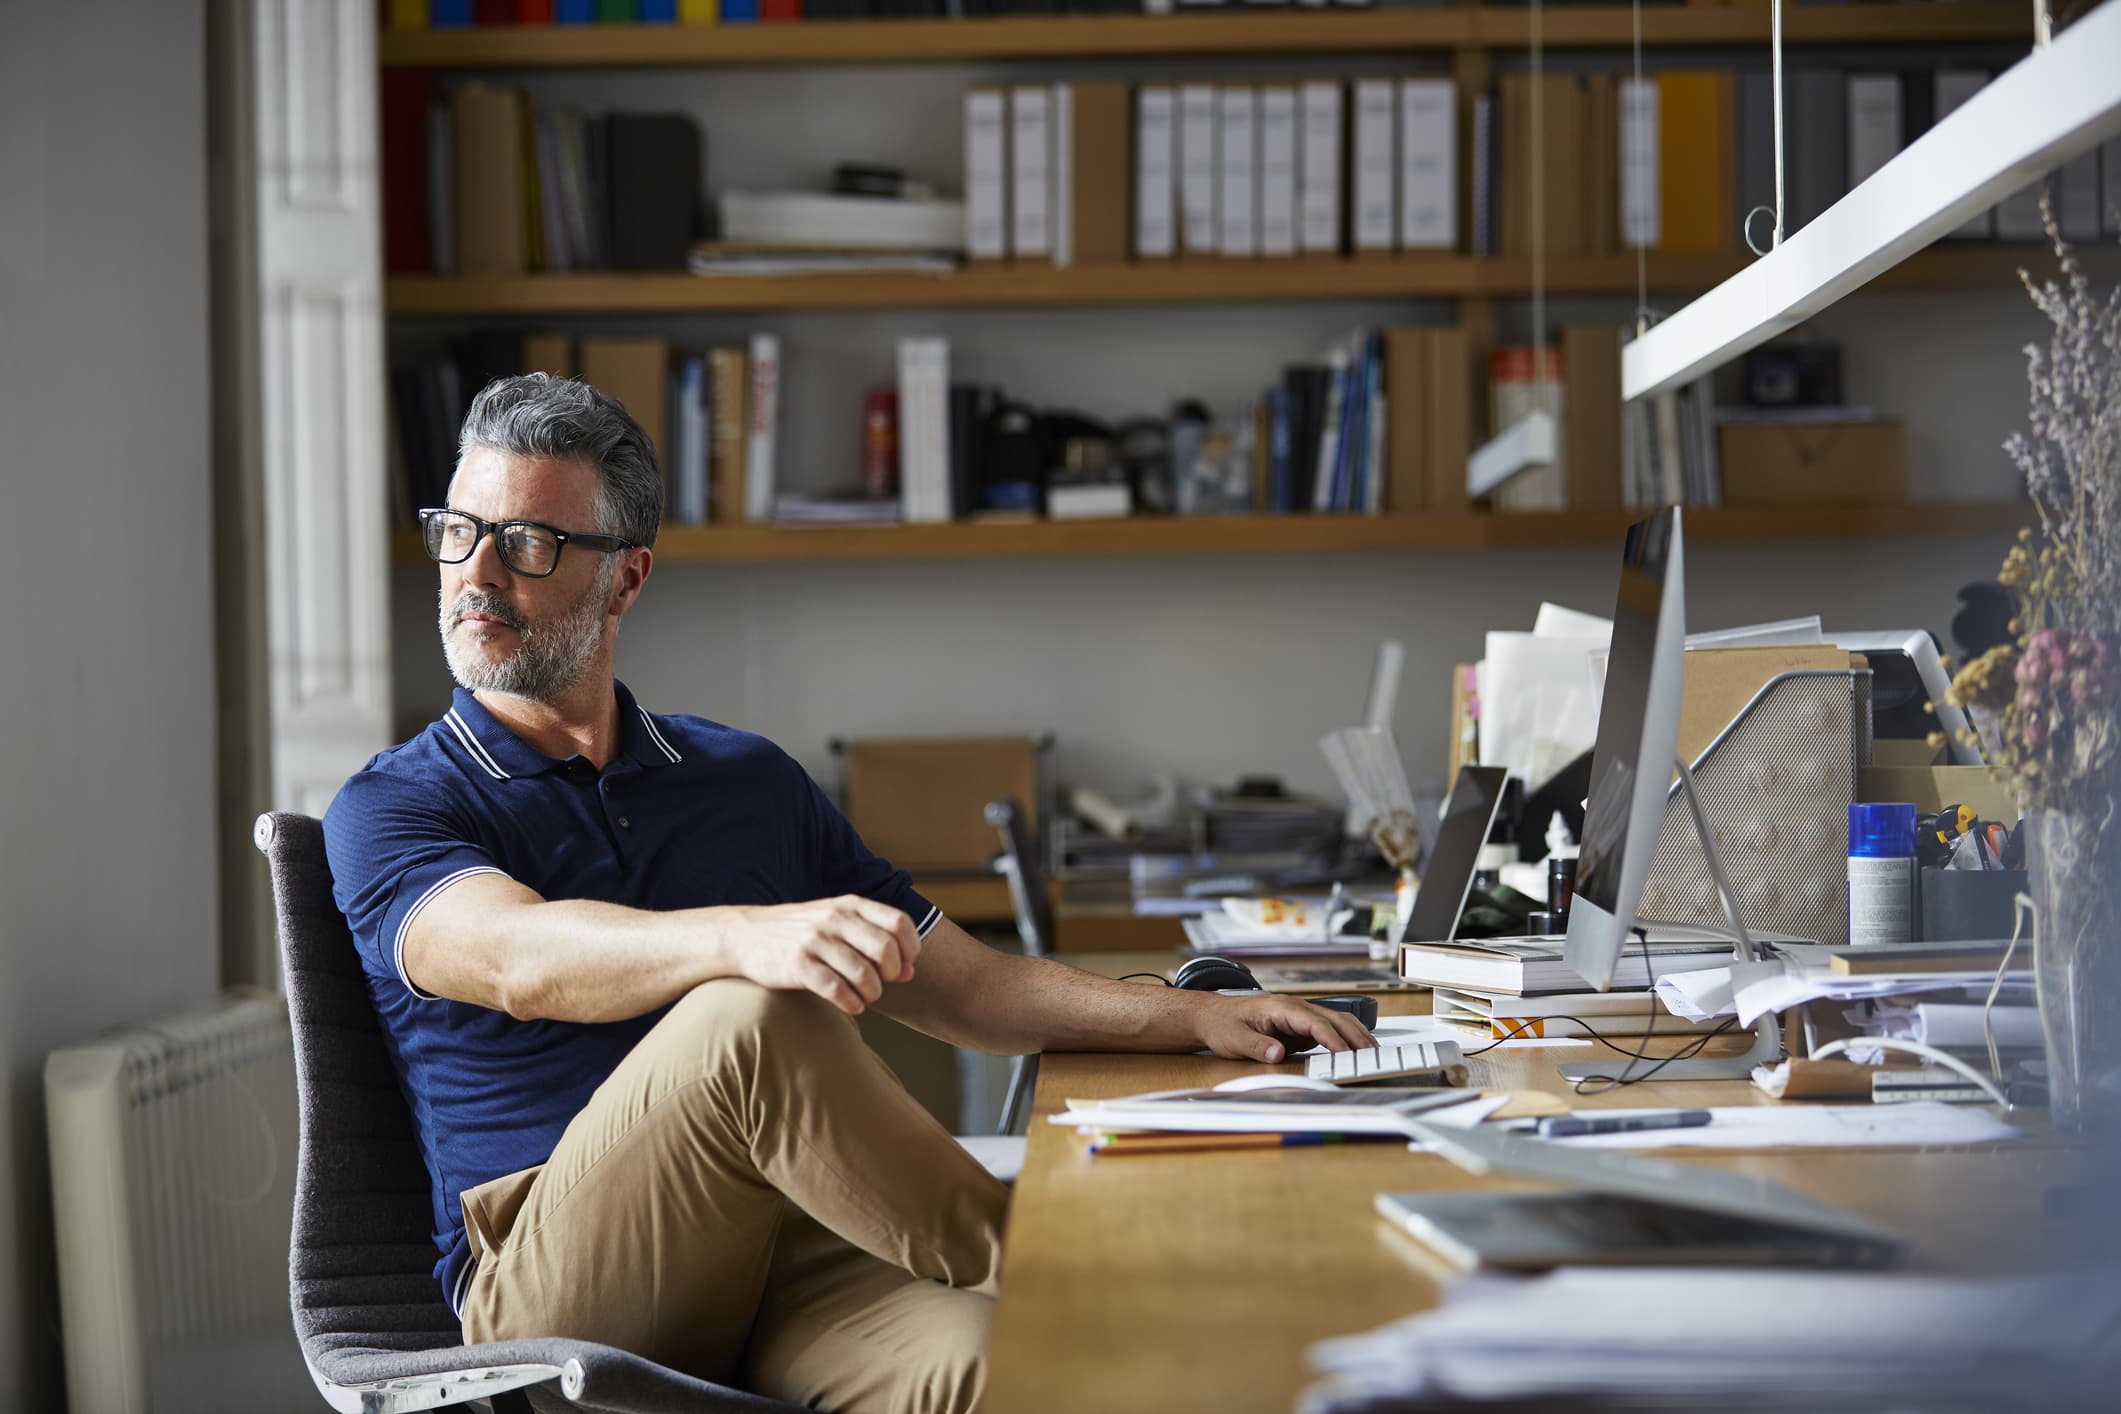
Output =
[{"x1": 443, "y1": 681, "x2": 682, "y2": 781}]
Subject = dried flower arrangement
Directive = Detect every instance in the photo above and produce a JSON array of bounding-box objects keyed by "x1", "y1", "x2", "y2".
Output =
[{"x1": 1947, "y1": 199, "x2": 2121, "y2": 817}]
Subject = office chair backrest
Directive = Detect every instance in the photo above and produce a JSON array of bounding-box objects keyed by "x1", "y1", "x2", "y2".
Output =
[
  {"x1": 253, "y1": 812, "x2": 465, "y2": 1365},
  {"x1": 984, "y1": 797, "x2": 1053, "y2": 959}
]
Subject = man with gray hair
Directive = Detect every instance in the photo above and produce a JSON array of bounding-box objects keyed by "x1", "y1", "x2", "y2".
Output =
[{"x1": 324, "y1": 374, "x2": 1367, "y2": 1414}]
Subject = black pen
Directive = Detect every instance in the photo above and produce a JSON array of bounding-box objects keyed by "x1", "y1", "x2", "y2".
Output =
[{"x1": 1537, "y1": 1109, "x2": 1713, "y2": 1139}]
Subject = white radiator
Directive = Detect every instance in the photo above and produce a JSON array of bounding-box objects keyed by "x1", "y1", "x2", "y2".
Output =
[{"x1": 45, "y1": 991, "x2": 315, "y2": 1414}]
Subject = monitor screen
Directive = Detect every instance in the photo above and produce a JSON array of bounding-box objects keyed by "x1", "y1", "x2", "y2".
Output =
[
  {"x1": 1410, "y1": 765, "x2": 1508, "y2": 942},
  {"x1": 1565, "y1": 508, "x2": 1686, "y2": 989}
]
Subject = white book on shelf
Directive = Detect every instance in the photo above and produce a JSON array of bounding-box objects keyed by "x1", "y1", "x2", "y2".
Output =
[
  {"x1": 1052, "y1": 82, "x2": 1075, "y2": 267},
  {"x1": 1259, "y1": 86, "x2": 1298, "y2": 257},
  {"x1": 1933, "y1": 71, "x2": 1993, "y2": 240},
  {"x1": 1619, "y1": 78, "x2": 1658, "y2": 249},
  {"x1": 719, "y1": 191, "x2": 967, "y2": 252},
  {"x1": 1135, "y1": 85, "x2": 1177, "y2": 258},
  {"x1": 1218, "y1": 85, "x2": 1258, "y2": 256},
  {"x1": 1400, "y1": 78, "x2": 1456, "y2": 250},
  {"x1": 896, "y1": 338, "x2": 952, "y2": 525},
  {"x1": 1845, "y1": 74, "x2": 1901, "y2": 189},
  {"x1": 1010, "y1": 85, "x2": 1052, "y2": 260},
  {"x1": 1352, "y1": 78, "x2": 1396, "y2": 253},
  {"x1": 1180, "y1": 83, "x2": 1220, "y2": 256},
  {"x1": 1299, "y1": 79, "x2": 1344, "y2": 255},
  {"x1": 963, "y1": 88, "x2": 1008, "y2": 260},
  {"x1": 744, "y1": 333, "x2": 779, "y2": 524}
]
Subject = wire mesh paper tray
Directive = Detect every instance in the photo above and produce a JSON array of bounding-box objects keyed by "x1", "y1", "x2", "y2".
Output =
[{"x1": 1638, "y1": 669, "x2": 1873, "y2": 947}]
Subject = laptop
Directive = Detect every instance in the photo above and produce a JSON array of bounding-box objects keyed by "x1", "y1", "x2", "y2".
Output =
[
  {"x1": 1254, "y1": 766, "x2": 1510, "y2": 994},
  {"x1": 1379, "y1": 1117, "x2": 1907, "y2": 1271}
]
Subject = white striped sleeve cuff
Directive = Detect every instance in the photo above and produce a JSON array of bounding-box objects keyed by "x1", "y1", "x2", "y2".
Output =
[{"x1": 392, "y1": 865, "x2": 507, "y2": 1000}]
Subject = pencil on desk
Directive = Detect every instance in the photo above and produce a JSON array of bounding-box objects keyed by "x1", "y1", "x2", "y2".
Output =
[{"x1": 1087, "y1": 1132, "x2": 1352, "y2": 1156}]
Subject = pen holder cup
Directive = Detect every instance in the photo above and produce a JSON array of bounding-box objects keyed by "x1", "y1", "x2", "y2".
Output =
[{"x1": 1916, "y1": 867, "x2": 2030, "y2": 944}]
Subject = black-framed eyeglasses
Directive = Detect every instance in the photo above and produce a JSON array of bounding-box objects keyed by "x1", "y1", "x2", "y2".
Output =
[{"x1": 418, "y1": 508, "x2": 637, "y2": 579}]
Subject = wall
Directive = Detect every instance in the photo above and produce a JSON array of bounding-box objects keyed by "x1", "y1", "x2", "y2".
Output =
[
  {"x1": 389, "y1": 52, "x2": 2049, "y2": 805},
  {"x1": 0, "y1": 2, "x2": 220, "y2": 1405}
]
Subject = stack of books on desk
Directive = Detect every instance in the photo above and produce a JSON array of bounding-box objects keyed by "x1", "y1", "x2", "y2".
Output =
[
  {"x1": 1431, "y1": 985, "x2": 1723, "y2": 1042},
  {"x1": 1396, "y1": 935, "x2": 1735, "y2": 995}
]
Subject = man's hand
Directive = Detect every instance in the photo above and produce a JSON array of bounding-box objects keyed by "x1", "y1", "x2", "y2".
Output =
[
  {"x1": 1193, "y1": 992, "x2": 1375, "y2": 1064},
  {"x1": 717, "y1": 896, "x2": 921, "y2": 1016}
]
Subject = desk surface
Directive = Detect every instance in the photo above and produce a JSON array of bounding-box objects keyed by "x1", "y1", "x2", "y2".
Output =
[{"x1": 982, "y1": 952, "x2": 2076, "y2": 1413}]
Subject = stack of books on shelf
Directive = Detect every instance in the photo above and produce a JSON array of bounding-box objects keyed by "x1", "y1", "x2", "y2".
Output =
[
  {"x1": 1472, "y1": 64, "x2": 2119, "y2": 260},
  {"x1": 390, "y1": 330, "x2": 779, "y2": 529},
  {"x1": 383, "y1": 0, "x2": 1384, "y2": 28},
  {"x1": 380, "y1": 77, "x2": 703, "y2": 276},
  {"x1": 967, "y1": 75, "x2": 1456, "y2": 267}
]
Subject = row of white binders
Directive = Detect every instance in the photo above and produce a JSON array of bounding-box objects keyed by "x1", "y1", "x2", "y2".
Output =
[{"x1": 962, "y1": 77, "x2": 1457, "y2": 264}]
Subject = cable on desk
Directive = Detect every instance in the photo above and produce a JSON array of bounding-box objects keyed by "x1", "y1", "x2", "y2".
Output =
[
  {"x1": 1563, "y1": 1017, "x2": 1742, "y2": 1094},
  {"x1": 1457, "y1": 1014, "x2": 1736, "y2": 1062}
]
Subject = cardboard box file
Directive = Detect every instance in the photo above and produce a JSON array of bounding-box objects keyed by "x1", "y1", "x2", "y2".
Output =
[
  {"x1": 844, "y1": 735, "x2": 1043, "y2": 874},
  {"x1": 1718, "y1": 418, "x2": 1906, "y2": 504}
]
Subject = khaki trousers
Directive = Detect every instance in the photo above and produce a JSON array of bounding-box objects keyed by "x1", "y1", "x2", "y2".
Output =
[{"x1": 458, "y1": 980, "x2": 1009, "y2": 1414}]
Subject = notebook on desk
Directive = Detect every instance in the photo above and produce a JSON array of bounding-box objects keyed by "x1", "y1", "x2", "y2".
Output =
[{"x1": 1384, "y1": 1117, "x2": 1908, "y2": 1272}]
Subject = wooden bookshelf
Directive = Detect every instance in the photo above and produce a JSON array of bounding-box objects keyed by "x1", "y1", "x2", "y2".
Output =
[
  {"x1": 378, "y1": 6, "x2": 2039, "y2": 70},
  {"x1": 387, "y1": 501, "x2": 2027, "y2": 565},
  {"x1": 387, "y1": 245, "x2": 2094, "y2": 317}
]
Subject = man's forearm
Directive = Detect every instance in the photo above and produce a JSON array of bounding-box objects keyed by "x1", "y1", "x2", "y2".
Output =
[
  {"x1": 881, "y1": 925, "x2": 1213, "y2": 1055},
  {"x1": 490, "y1": 897, "x2": 738, "y2": 1023}
]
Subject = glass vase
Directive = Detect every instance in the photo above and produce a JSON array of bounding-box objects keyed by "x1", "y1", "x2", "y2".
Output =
[{"x1": 2026, "y1": 806, "x2": 2121, "y2": 1133}]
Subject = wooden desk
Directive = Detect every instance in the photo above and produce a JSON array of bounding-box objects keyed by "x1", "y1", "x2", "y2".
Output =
[{"x1": 983, "y1": 953, "x2": 2077, "y2": 1413}]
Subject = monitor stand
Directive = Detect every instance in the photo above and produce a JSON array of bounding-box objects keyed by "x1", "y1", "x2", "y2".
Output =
[{"x1": 1559, "y1": 754, "x2": 1786, "y2": 1083}]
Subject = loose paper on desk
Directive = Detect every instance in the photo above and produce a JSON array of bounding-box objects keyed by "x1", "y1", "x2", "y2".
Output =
[
  {"x1": 1849, "y1": 1000, "x2": 2044, "y2": 1053},
  {"x1": 1655, "y1": 954, "x2": 2036, "y2": 1028},
  {"x1": 1300, "y1": 1267, "x2": 2121, "y2": 1411},
  {"x1": 1424, "y1": 1102, "x2": 2020, "y2": 1151},
  {"x1": 1477, "y1": 628, "x2": 1608, "y2": 792}
]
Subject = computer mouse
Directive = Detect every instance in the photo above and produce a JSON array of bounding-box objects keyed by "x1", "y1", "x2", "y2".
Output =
[
  {"x1": 1307, "y1": 994, "x2": 1379, "y2": 1030},
  {"x1": 1212, "y1": 1074, "x2": 1340, "y2": 1094}
]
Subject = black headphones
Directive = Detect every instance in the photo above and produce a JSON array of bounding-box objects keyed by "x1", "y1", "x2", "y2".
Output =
[
  {"x1": 1171, "y1": 955, "x2": 1262, "y2": 992},
  {"x1": 1171, "y1": 954, "x2": 1379, "y2": 1031}
]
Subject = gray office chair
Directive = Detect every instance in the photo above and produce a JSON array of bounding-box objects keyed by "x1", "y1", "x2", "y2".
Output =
[
  {"x1": 984, "y1": 798, "x2": 1053, "y2": 1134},
  {"x1": 254, "y1": 811, "x2": 796, "y2": 1414}
]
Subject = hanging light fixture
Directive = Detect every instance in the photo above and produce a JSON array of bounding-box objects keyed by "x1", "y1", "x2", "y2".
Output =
[{"x1": 1622, "y1": 0, "x2": 2121, "y2": 402}]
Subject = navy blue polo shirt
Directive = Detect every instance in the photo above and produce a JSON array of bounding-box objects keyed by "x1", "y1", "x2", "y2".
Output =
[{"x1": 322, "y1": 682, "x2": 937, "y2": 1313}]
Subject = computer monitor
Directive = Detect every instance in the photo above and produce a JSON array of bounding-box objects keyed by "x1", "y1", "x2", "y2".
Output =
[{"x1": 1563, "y1": 508, "x2": 1688, "y2": 992}]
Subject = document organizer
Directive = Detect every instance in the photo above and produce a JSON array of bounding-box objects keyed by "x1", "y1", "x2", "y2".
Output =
[{"x1": 1638, "y1": 670, "x2": 1872, "y2": 947}]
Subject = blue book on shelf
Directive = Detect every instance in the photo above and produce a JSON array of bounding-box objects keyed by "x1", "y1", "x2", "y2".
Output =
[
  {"x1": 721, "y1": 0, "x2": 759, "y2": 19},
  {"x1": 1361, "y1": 332, "x2": 1383, "y2": 511},
  {"x1": 1330, "y1": 350, "x2": 1359, "y2": 511},
  {"x1": 430, "y1": 0, "x2": 472, "y2": 24},
  {"x1": 638, "y1": 0, "x2": 678, "y2": 17},
  {"x1": 556, "y1": 0, "x2": 596, "y2": 19}
]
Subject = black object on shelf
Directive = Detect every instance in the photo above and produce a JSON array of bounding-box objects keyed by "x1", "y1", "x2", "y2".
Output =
[{"x1": 607, "y1": 112, "x2": 702, "y2": 272}]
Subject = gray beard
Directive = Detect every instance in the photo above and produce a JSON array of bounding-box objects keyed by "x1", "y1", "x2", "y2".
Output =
[{"x1": 439, "y1": 569, "x2": 610, "y2": 703}]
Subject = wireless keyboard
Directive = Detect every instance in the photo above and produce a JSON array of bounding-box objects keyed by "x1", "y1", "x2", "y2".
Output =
[{"x1": 1305, "y1": 1038, "x2": 1470, "y2": 1087}]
